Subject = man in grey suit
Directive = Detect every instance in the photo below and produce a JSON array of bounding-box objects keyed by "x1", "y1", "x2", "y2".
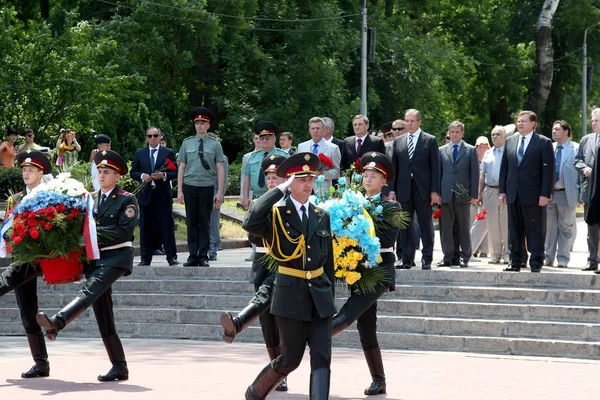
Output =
[
  {"x1": 389, "y1": 109, "x2": 441, "y2": 270},
  {"x1": 437, "y1": 121, "x2": 479, "y2": 268},
  {"x1": 499, "y1": 111, "x2": 555, "y2": 273},
  {"x1": 544, "y1": 120, "x2": 579, "y2": 268},
  {"x1": 298, "y1": 117, "x2": 341, "y2": 195},
  {"x1": 574, "y1": 108, "x2": 600, "y2": 272}
]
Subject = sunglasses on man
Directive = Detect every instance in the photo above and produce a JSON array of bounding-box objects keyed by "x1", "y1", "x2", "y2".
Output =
[
  {"x1": 147, "y1": 134, "x2": 160, "y2": 138},
  {"x1": 391, "y1": 127, "x2": 405, "y2": 131}
]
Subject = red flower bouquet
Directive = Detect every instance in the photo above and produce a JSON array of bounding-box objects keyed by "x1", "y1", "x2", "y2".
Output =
[
  {"x1": 318, "y1": 153, "x2": 333, "y2": 169},
  {"x1": 433, "y1": 206, "x2": 442, "y2": 220},
  {"x1": 474, "y1": 208, "x2": 488, "y2": 221},
  {"x1": 133, "y1": 158, "x2": 177, "y2": 195}
]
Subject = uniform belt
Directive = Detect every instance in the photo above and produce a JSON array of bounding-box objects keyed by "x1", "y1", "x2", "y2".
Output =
[
  {"x1": 486, "y1": 184, "x2": 499, "y2": 188},
  {"x1": 278, "y1": 266, "x2": 324, "y2": 280},
  {"x1": 255, "y1": 247, "x2": 269, "y2": 253},
  {"x1": 380, "y1": 247, "x2": 394, "y2": 253},
  {"x1": 554, "y1": 188, "x2": 565, "y2": 192},
  {"x1": 100, "y1": 241, "x2": 133, "y2": 251}
]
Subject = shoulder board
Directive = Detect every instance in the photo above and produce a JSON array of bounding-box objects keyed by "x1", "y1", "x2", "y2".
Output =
[
  {"x1": 274, "y1": 200, "x2": 286, "y2": 207},
  {"x1": 117, "y1": 189, "x2": 134, "y2": 196},
  {"x1": 182, "y1": 136, "x2": 196, "y2": 142}
]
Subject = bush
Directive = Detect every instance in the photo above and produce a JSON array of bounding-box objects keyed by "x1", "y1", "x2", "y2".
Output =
[
  {"x1": 227, "y1": 162, "x2": 241, "y2": 196},
  {"x1": 0, "y1": 167, "x2": 25, "y2": 201}
]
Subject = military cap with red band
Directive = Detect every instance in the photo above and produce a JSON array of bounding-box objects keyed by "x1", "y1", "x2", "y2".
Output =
[
  {"x1": 17, "y1": 149, "x2": 52, "y2": 174},
  {"x1": 255, "y1": 121, "x2": 280, "y2": 137},
  {"x1": 261, "y1": 154, "x2": 287, "y2": 174},
  {"x1": 93, "y1": 150, "x2": 129, "y2": 175},
  {"x1": 190, "y1": 106, "x2": 215, "y2": 123},
  {"x1": 360, "y1": 151, "x2": 395, "y2": 181},
  {"x1": 276, "y1": 152, "x2": 319, "y2": 178},
  {"x1": 380, "y1": 122, "x2": 393, "y2": 135}
]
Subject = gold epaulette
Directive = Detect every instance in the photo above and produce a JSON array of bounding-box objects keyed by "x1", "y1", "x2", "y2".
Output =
[{"x1": 264, "y1": 206, "x2": 305, "y2": 262}]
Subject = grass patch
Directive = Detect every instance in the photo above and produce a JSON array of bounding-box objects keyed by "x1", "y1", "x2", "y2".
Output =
[
  {"x1": 223, "y1": 199, "x2": 247, "y2": 214},
  {"x1": 133, "y1": 217, "x2": 246, "y2": 243},
  {"x1": 133, "y1": 219, "x2": 188, "y2": 244}
]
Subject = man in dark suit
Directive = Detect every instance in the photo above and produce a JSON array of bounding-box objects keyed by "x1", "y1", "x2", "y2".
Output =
[
  {"x1": 0, "y1": 150, "x2": 52, "y2": 378},
  {"x1": 499, "y1": 111, "x2": 555, "y2": 273},
  {"x1": 389, "y1": 109, "x2": 441, "y2": 270},
  {"x1": 437, "y1": 121, "x2": 479, "y2": 268},
  {"x1": 340, "y1": 115, "x2": 385, "y2": 171},
  {"x1": 38, "y1": 150, "x2": 138, "y2": 381},
  {"x1": 242, "y1": 152, "x2": 336, "y2": 400},
  {"x1": 130, "y1": 127, "x2": 178, "y2": 266},
  {"x1": 575, "y1": 108, "x2": 600, "y2": 272}
]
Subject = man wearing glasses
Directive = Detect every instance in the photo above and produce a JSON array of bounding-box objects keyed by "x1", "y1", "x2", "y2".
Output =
[
  {"x1": 241, "y1": 121, "x2": 289, "y2": 210},
  {"x1": 177, "y1": 107, "x2": 225, "y2": 267},
  {"x1": 17, "y1": 129, "x2": 40, "y2": 153},
  {"x1": 131, "y1": 127, "x2": 179, "y2": 267}
]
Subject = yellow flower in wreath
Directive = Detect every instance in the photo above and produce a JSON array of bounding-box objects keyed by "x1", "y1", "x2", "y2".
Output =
[{"x1": 346, "y1": 271, "x2": 361, "y2": 285}]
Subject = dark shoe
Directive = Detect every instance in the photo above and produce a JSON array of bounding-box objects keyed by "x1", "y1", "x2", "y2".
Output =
[
  {"x1": 395, "y1": 261, "x2": 413, "y2": 270},
  {"x1": 530, "y1": 267, "x2": 542, "y2": 273},
  {"x1": 275, "y1": 378, "x2": 288, "y2": 392},
  {"x1": 245, "y1": 364, "x2": 285, "y2": 400},
  {"x1": 37, "y1": 298, "x2": 87, "y2": 341},
  {"x1": 183, "y1": 261, "x2": 199, "y2": 267},
  {"x1": 209, "y1": 253, "x2": 217, "y2": 261},
  {"x1": 459, "y1": 261, "x2": 469, "y2": 268},
  {"x1": 309, "y1": 368, "x2": 330, "y2": 400},
  {"x1": 153, "y1": 248, "x2": 165, "y2": 256},
  {"x1": 21, "y1": 332, "x2": 50, "y2": 378},
  {"x1": 594, "y1": 270, "x2": 600, "y2": 275},
  {"x1": 332, "y1": 314, "x2": 350, "y2": 337},
  {"x1": 220, "y1": 303, "x2": 261, "y2": 343},
  {"x1": 503, "y1": 264, "x2": 521, "y2": 272},
  {"x1": 582, "y1": 263, "x2": 598, "y2": 271},
  {"x1": 167, "y1": 258, "x2": 179, "y2": 266},
  {"x1": 363, "y1": 347, "x2": 386, "y2": 395},
  {"x1": 421, "y1": 263, "x2": 431, "y2": 270},
  {"x1": 199, "y1": 260, "x2": 210, "y2": 267},
  {"x1": 479, "y1": 252, "x2": 488, "y2": 258},
  {"x1": 436, "y1": 261, "x2": 451, "y2": 267},
  {"x1": 137, "y1": 260, "x2": 151, "y2": 267},
  {"x1": 98, "y1": 334, "x2": 128, "y2": 381},
  {"x1": 451, "y1": 259, "x2": 460, "y2": 266}
]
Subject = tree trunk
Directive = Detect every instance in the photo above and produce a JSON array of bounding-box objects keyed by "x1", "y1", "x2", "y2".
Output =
[
  {"x1": 40, "y1": 0, "x2": 49, "y2": 19},
  {"x1": 526, "y1": 0, "x2": 560, "y2": 122}
]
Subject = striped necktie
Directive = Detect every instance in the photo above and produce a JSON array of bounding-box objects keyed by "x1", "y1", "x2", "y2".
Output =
[{"x1": 408, "y1": 134, "x2": 415, "y2": 159}]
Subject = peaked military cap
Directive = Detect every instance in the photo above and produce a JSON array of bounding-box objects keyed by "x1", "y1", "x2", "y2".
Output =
[
  {"x1": 93, "y1": 150, "x2": 128, "y2": 175},
  {"x1": 381, "y1": 122, "x2": 393, "y2": 136},
  {"x1": 261, "y1": 154, "x2": 287, "y2": 174},
  {"x1": 277, "y1": 152, "x2": 319, "y2": 178},
  {"x1": 96, "y1": 134, "x2": 111, "y2": 144},
  {"x1": 255, "y1": 121, "x2": 280, "y2": 137},
  {"x1": 17, "y1": 149, "x2": 52, "y2": 174},
  {"x1": 360, "y1": 151, "x2": 395, "y2": 181},
  {"x1": 190, "y1": 107, "x2": 215, "y2": 123}
]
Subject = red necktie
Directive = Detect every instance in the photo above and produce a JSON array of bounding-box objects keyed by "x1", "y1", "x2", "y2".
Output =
[{"x1": 356, "y1": 138, "x2": 362, "y2": 154}]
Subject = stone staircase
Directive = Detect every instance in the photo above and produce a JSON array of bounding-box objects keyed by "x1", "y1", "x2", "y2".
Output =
[{"x1": 1, "y1": 266, "x2": 600, "y2": 359}]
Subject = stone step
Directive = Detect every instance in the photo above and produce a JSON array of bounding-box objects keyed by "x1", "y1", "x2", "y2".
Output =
[{"x1": 3, "y1": 307, "x2": 600, "y2": 342}]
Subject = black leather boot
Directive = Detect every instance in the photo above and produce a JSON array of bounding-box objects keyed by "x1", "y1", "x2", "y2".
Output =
[
  {"x1": 266, "y1": 347, "x2": 288, "y2": 392},
  {"x1": 245, "y1": 364, "x2": 285, "y2": 400},
  {"x1": 220, "y1": 303, "x2": 260, "y2": 343},
  {"x1": 98, "y1": 334, "x2": 129, "y2": 381},
  {"x1": 309, "y1": 368, "x2": 330, "y2": 400},
  {"x1": 363, "y1": 346, "x2": 386, "y2": 395},
  {"x1": 331, "y1": 314, "x2": 350, "y2": 337},
  {"x1": 21, "y1": 332, "x2": 50, "y2": 378},
  {"x1": 36, "y1": 297, "x2": 88, "y2": 341}
]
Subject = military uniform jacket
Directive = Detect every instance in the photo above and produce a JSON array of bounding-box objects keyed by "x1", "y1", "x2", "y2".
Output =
[
  {"x1": 92, "y1": 185, "x2": 138, "y2": 276},
  {"x1": 242, "y1": 188, "x2": 336, "y2": 322},
  {"x1": 372, "y1": 199, "x2": 402, "y2": 292}
]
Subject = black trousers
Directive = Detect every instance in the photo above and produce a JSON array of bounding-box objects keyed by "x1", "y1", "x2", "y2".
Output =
[
  {"x1": 440, "y1": 198, "x2": 472, "y2": 263},
  {"x1": 271, "y1": 307, "x2": 332, "y2": 375},
  {"x1": 399, "y1": 180, "x2": 435, "y2": 265},
  {"x1": 584, "y1": 203, "x2": 600, "y2": 265},
  {"x1": 507, "y1": 196, "x2": 546, "y2": 268},
  {"x1": 253, "y1": 275, "x2": 279, "y2": 348},
  {"x1": 139, "y1": 195, "x2": 177, "y2": 261},
  {"x1": 76, "y1": 266, "x2": 126, "y2": 337},
  {"x1": 0, "y1": 264, "x2": 43, "y2": 334},
  {"x1": 183, "y1": 184, "x2": 214, "y2": 262},
  {"x1": 336, "y1": 282, "x2": 388, "y2": 350}
]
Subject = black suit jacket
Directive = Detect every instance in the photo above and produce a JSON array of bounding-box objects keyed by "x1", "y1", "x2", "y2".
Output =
[
  {"x1": 130, "y1": 146, "x2": 177, "y2": 207},
  {"x1": 499, "y1": 133, "x2": 555, "y2": 205},
  {"x1": 390, "y1": 131, "x2": 441, "y2": 202},
  {"x1": 242, "y1": 188, "x2": 336, "y2": 321},
  {"x1": 340, "y1": 135, "x2": 385, "y2": 171},
  {"x1": 91, "y1": 186, "x2": 138, "y2": 276},
  {"x1": 330, "y1": 137, "x2": 345, "y2": 152}
]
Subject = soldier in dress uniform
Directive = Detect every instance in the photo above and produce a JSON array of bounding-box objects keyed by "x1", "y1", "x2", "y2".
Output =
[
  {"x1": 221, "y1": 154, "x2": 289, "y2": 391},
  {"x1": 0, "y1": 150, "x2": 52, "y2": 378},
  {"x1": 242, "y1": 152, "x2": 336, "y2": 400},
  {"x1": 240, "y1": 121, "x2": 289, "y2": 209},
  {"x1": 331, "y1": 152, "x2": 402, "y2": 396},
  {"x1": 37, "y1": 150, "x2": 138, "y2": 382}
]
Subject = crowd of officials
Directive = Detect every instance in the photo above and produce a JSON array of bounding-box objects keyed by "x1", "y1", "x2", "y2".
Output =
[{"x1": 2, "y1": 106, "x2": 600, "y2": 399}]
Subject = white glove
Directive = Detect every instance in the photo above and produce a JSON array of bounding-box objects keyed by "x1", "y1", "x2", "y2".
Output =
[{"x1": 277, "y1": 175, "x2": 295, "y2": 194}]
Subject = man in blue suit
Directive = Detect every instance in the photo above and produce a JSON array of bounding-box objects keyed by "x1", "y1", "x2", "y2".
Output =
[
  {"x1": 130, "y1": 127, "x2": 179, "y2": 266},
  {"x1": 544, "y1": 120, "x2": 579, "y2": 268}
]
